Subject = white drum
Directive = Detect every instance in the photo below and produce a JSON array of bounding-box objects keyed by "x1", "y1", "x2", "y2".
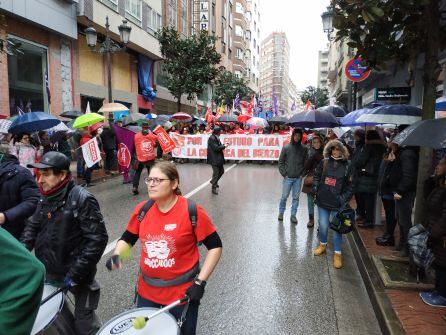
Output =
[
  {"x1": 31, "y1": 284, "x2": 65, "y2": 335},
  {"x1": 97, "y1": 308, "x2": 180, "y2": 335}
]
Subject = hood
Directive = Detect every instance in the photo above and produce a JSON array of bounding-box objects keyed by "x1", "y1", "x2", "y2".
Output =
[
  {"x1": 323, "y1": 139, "x2": 349, "y2": 160},
  {"x1": 0, "y1": 155, "x2": 20, "y2": 173},
  {"x1": 291, "y1": 128, "x2": 303, "y2": 145}
]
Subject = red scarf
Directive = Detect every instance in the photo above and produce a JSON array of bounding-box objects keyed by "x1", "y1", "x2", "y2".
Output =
[{"x1": 39, "y1": 177, "x2": 71, "y2": 197}]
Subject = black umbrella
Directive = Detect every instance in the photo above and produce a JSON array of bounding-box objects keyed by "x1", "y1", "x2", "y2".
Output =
[
  {"x1": 317, "y1": 105, "x2": 347, "y2": 118},
  {"x1": 193, "y1": 118, "x2": 206, "y2": 125},
  {"x1": 268, "y1": 116, "x2": 288, "y2": 124},
  {"x1": 392, "y1": 118, "x2": 446, "y2": 149},
  {"x1": 60, "y1": 109, "x2": 83, "y2": 119},
  {"x1": 216, "y1": 114, "x2": 237, "y2": 123},
  {"x1": 286, "y1": 110, "x2": 340, "y2": 128}
]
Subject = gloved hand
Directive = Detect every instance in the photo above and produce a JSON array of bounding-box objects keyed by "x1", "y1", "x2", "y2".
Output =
[
  {"x1": 105, "y1": 255, "x2": 121, "y2": 271},
  {"x1": 185, "y1": 282, "x2": 205, "y2": 302},
  {"x1": 64, "y1": 277, "x2": 76, "y2": 288}
]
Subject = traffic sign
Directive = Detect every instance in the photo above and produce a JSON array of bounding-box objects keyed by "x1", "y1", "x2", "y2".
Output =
[{"x1": 345, "y1": 58, "x2": 371, "y2": 82}]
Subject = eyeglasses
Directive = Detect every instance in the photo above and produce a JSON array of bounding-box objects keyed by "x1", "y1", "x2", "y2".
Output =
[{"x1": 144, "y1": 177, "x2": 171, "y2": 186}]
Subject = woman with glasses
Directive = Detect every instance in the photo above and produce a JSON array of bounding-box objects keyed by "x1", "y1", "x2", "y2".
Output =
[
  {"x1": 9, "y1": 133, "x2": 42, "y2": 175},
  {"x1": 312, "y1": 140, "x2": 353, "y2": 269},
  {"x1": 107, "y1": 161, "x2": 222, "y2": 335}
]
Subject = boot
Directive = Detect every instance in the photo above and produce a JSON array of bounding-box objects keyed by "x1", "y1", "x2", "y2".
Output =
[
  {"x1": 132, "y1": 187, "x2": 139, "y2": 195},
  {"x1": 376, "y1": 234, "x2": 395, "y2": 246},
  {"x1": 211, "y1": 187, "x2": 218, "y2": 195},
  {"x1": 333, "y1": 253, "x2": 343, "y2": 269},
  {"x1": 290, "y1": 215, "x2": 298, "y2": 224},
  {"x1": 278, "y1": 213, "x2": 284, "y2": 221},
  {"x1": 307, "y1": 219, "x2": 314, "y2": 228},
  {"x1": 314, "y1": 243, "x2": 327, "y2": 256}
]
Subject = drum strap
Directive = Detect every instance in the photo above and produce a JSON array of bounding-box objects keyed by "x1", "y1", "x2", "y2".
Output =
[
  {"x1": 140, "y1": 262, "x2": 200, "y2": 287},
  {"x1": 178, "y1": 300, "x2": 190, "y2": 327}
]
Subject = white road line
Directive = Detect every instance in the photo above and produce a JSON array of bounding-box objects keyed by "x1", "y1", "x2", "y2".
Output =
[{"x1": 101, "y1": 163, "x2": 238, "y2": 257}]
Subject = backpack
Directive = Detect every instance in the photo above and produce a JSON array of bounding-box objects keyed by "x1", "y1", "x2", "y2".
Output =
[{"x1": 137, "y1": 198, "x2": 198, "y2": 239}]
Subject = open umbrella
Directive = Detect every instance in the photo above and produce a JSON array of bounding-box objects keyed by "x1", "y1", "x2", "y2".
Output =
[
  {"x1": 193, "y1": 118, "x2": 206, "y2": 125},
  {"x1": 60, "y1": 109, "x2": 83, "y2": 119},
  {"x1": 317, "y1": 105, "x2": 347, "y2": 117},
  {"x1": 392, "y1": 118, "x2": 446, "y2": 149},
  {"x1": 146, "y1": 113, "x2": 158, "y2": 120},
  {"x1": 268, "y1": 116, "x2": 288, "y2": 124},
  {"x1": 286, "y1": 110, "x2": 340, "y2": 128},
  {"x1": 48, "y1": 122, "x2": 73, "y2": 133},
  {"x1": 0, "y1": 119, "x2": 12, "y2": 134},
  {"x1": 123, "y1": 113, "x2": 146, "y2": 125},
  {"x1": 356, "y1": 105, "x2": 422, "y2": 125},
  {"x1": 72, "y1": 113, "x2": 105, "y2": 129},
  {"x1": 8, "y1": 112, "x2": 61, "y2": 134},
  {"x1": 237, "y1": 115, "x2": 252, "y2": 123},
  {"x1": 171, "y1": 112, "x2": 193, "y2": 122},
  {"x1": 340, "y1": 108, "x2": 377, "y2": 126},
  {"x1": 247, "y1": 117, "x2": 269, "y2": 129},
  {"x1": 216, "y1": 114, "x2": 237, "y2": 123}
]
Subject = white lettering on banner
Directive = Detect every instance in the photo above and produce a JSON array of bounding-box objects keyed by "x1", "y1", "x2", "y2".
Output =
[
  {"x1": 170, "y1": 134, "x2": 291, "y2": 161},
  {"x1": 81, "y1": 137, "x2": 101, "y2": 168}
]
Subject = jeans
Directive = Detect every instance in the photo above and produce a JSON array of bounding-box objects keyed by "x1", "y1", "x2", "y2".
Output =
[
  {"x1": 104, "y1": 149, "x2": 117, "y2": 172},
  {"x1": 395, "y1": 192, "x2": 416, "y2": 251},
  {"x1": 307, "y1": 194, "x2": 315, "y2": 219},
  {"x1": 137, "y1": 295, "x2": 199, "y2": 335},
  {"x1": 318, "y1": 207, "x2": 343, "y2": 253},
  {"x1": 279, "y1": 177, "x2": 302, "y2": 216},
  {"x1": 133, "y1": 160, "x2": 155, "y2": 189},
  {"x1": 210, "y1": 165, "x2": 224, "y2": 187}
]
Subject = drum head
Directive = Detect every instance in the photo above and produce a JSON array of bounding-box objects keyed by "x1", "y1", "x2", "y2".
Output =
[
  {"x1": 97, "y1": 308, "x2": 180, "y2": 335},
  {"x1": 31, "y1": 284, "x2": 65, "y2": 335}
]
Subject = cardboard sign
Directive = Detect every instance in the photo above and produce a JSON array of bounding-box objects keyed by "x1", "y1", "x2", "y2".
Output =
[{"x1": 81, "y1": 137, "x2": 101, "y2": 168}]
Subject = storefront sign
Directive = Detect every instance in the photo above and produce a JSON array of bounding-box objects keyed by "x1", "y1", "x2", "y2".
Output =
[
  {"x1": 170, "y1": 134, "x2": 291, "y2": 161},
  {"x1": 375, "y1": 87, "x2": 411, "y2": 102}
]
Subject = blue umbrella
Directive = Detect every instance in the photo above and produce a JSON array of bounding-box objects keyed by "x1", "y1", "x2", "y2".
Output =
[
  {"x1": 340, "y1": 108, "x2": 377, "y2": 126},
  {"x1": 317, "y1": 105, "x2": 347, "y2": 117},
  {"x1": 8, "y1": 112, "x2": 61, "y2": 134},
  {"x1": 286, "y1": 110, "x2": 340, "y2": 128},
  {"x1": 145, "y1": 113, "x2": 158, "y2": 120},
  {"x1": 436, "y1": 97, "x2": 446, "y2": 111},
  {"x1": 356, "y1": 105, "x2": 422, "y2": 125}
]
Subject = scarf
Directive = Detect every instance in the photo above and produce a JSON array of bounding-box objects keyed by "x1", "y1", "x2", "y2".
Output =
[
  {"x1": 40, "y1": 177, "x2": 71, "y2": 202},
  {"x1": 331, "y1": 155, "x2": 343, "y2": 161}
]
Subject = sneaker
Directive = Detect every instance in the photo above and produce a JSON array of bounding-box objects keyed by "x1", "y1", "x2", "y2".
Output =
[
  {"x1": 333, "y1": 253, "x2": 343, "y2": 269},
  {"x1": 420, "y1": 291, "x2": 446, "y2": 308},
  {"x1": 314, "y1": 243, "x2": 327, "y2": 256},
  {"x1": 290, "y1": 215, "x2": 297, "y2": 224},
  {"x1": 212, "y1": 187, "x2": 218, "y2": 195},
  {"x1": 278, "y1": 213, "x2": 284, "y2": 221},
  {"x1": 307, "y1": 219, "x2": 314, "y2": 228}
]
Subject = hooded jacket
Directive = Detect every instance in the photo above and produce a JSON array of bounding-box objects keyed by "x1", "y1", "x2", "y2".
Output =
[
  {"x1": 278, "y1": 128, "x2": 308, "y2": 178},
  {"x1": 312, "y1": 140, "x2": 353, "y2": 210},
  {"x1": 0, "y1": 155, "x2": 40, "y2": 239}
]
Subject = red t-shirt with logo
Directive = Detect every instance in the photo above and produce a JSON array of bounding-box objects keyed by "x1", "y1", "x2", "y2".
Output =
[
  {"x1": 126, "y1": 196, "x2": 216, "y2": 305},
  {"x1": 134, "y1": 132, "x2": 157, "y2": 162}
]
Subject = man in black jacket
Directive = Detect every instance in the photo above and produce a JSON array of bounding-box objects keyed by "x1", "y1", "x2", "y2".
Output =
[
  {"x1": 100, "y1": 123, "x2": 118, "y2": 175},
  {"x1": 207, "y1": 127, "x2": 228, "y2": 195},
  {"x1": 0, "y1": 143, "x2": 40, "y2": 239},
  {"x1": 278, "y1": 128, "x2": 308, "y2": 223},
  {"x1": 22, "y1": 151, "x2": 108, "y2": 335}
]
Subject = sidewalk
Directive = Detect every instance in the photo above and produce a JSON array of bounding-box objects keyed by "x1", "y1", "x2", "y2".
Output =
[
  {"x1": 353, "y1": 217, "x2": 446, "y2": 334},
  {"x1": 69, "y1": 161, "x2": 121, "y2": 185}
]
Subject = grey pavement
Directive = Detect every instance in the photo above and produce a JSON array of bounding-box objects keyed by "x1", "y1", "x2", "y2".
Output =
[{"x1": 89, "y1": 162, "x2": 381, "y2": 335}]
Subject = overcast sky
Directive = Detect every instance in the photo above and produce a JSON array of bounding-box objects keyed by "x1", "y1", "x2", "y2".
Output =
[{"x1": 260, "y1": 0, "x2": 330, "y2": 91}]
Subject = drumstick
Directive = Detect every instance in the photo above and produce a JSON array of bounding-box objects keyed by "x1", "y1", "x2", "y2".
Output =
[
  {"x1": 40, "y1": 286, "x2": 66, "y2": 306},
  {"x1": 132, "y1": 296, "x2": 189, "y2": 329}
]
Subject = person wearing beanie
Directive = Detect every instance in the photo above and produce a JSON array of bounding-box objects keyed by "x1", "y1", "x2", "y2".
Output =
[
  {"x1": 21, "y1": 151, "x2": 108, "y2": 334},
  {"x1": 312, "y1": 140, "x2": 353, "y2": 269},
  {"x1": 278, "y1": 128, "x2": 308, "y2": 224},
  {"x1": 207, "y1": 127, "x2": 228, "y2": 195}
]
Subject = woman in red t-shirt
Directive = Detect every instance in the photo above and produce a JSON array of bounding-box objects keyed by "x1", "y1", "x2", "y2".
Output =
[{"x1": 106, "y1": 161, "x2": 222, "y2": 335}]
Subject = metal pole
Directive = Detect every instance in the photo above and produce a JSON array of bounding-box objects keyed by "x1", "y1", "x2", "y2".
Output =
[
  {"x1": 347, "y1": 80, "x2": 352, "y2": 112},
  {"x1": 106, "y1": 16, "x2": 113, "y2": 104},
  {"x1": 353, "y1": 82, "x2": 358, "y2": 110}
]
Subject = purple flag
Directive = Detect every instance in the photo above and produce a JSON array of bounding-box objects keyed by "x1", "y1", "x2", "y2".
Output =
[
  {"x1": 113, "y1": 124, "x2": 135, "y2": 183},
  {"x1": 233, "y1": 92, "x2": 240, "y2": 109}
]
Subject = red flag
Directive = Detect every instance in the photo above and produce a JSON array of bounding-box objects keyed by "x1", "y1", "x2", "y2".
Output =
[
  {"x1": 305, "y1": 100, "x2": 313, "y2": 111},
  {"x1": 153, "y1": 125, "x2": 176, "y2": 154},
  {"x1": 205, "y1": 108, "x2": 214, "y2": 124}
]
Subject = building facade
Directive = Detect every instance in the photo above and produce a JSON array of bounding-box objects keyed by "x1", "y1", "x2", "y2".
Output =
[
  {"x1": 259, "y1": 32, "x2": 290, "y2": 115},
  {"x1": 317, "y1": 49, "x2": 329, "y2": 90},
  {"x1": 0, "y1": 0, "x2": 78, "y2": 117},
  {"x1": 326, "y1": 37, "x2": 350, "y2": 109},
  {"x1": 245, "y1": 0, "x2": 260, "y2": 93}
]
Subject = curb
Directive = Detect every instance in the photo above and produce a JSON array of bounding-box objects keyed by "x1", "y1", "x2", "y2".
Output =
[{"x1": 348, "y1": 229, "x2": 406, "y2": 335}]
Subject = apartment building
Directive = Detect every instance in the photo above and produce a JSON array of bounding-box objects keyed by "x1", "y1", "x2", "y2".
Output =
[
  {"x1": 317, "y1": 49, "x2": 329, "y2": 90},
  {"x1": 245, "y1": 0, "x2": 260, "y2": 93}
]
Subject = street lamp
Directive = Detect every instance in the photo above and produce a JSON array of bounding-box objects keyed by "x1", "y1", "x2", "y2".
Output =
[
  {"x1": 321, "y1": 6, "x2": 334, "y2": 41},
  {"x1": 84, "y1": 16, "x2": 132, "y2": 107}
]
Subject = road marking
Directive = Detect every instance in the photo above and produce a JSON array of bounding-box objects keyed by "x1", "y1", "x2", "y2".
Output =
[{"x1": 102, "y1": 163, "x2": 238, "y2": 257}]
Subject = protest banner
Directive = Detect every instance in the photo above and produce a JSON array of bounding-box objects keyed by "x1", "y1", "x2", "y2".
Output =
[
  {"x1": 170, "y1": 134, "x2": 290, "y2": 161},
  {"x1": 81, "y1": 137, "x2": 101, "y2": 168},
  {"x1": 153, "y1": 125, "x2": 176, "y2": 154},
  {"x1": 113, "y1": 125, "x2": 135, "y2": 183}
]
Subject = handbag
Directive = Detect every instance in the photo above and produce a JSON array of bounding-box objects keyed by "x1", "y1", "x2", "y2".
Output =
[
  {"x1": 330, "y1": 205, "x2": 356, "y2": 234},
  {"x1": 303, "y1": 174, "x2": 314, "y2": 186}
]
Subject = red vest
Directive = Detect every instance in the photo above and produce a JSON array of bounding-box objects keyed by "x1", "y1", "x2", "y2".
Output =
[{"x1": 135, "y1": 132, "x2": 157, "y2": 162}]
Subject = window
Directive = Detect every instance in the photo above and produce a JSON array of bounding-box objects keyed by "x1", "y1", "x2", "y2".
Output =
[
  {"x1": 235, "y1": 25, "x2": 243, "y2": 37},
  {"x1": 147, "y1": 6, "x2": 162, "y2": 34},
  {"x1": 254, "y1": 21, "x2": 256, "y2": 31},
  {"x1": 236, "y1": 2, "x2": 244, "y2": 14},
  {"x1": 253, "y1": 55, "x2": 256, "y2": 65},
  {"x1": 234, "y1": 70, "x2": 241, "y2": 78},
  {"x1": 7, "y1": 36, "x2": 50, "y2": 114},
  {"x1": 99, "y1": 0, "x2": 118, "y2": 11},
  {"x1": 236, "y1": 48, "x2": 243, "y2": 60},
  {"x1": 181, "y1": 0, "x2": 188, "y2": 36},
  {"x1": 125, "y1": 0, "x2": 142, "y2": 23},
  {"x1": 169, "y1": 0, "x2": 177, "y2": 27},
  {"x1": 245, "y1": 30, "x2": 251, "y2": 40},
  {"x1": 253, "y1": 38, "x2": 256, "y2": 48}
]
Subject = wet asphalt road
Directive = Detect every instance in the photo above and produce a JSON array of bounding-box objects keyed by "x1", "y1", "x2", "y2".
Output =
[{"x1": 89, "y1": 162, "x2": 381, "y2": 335}]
